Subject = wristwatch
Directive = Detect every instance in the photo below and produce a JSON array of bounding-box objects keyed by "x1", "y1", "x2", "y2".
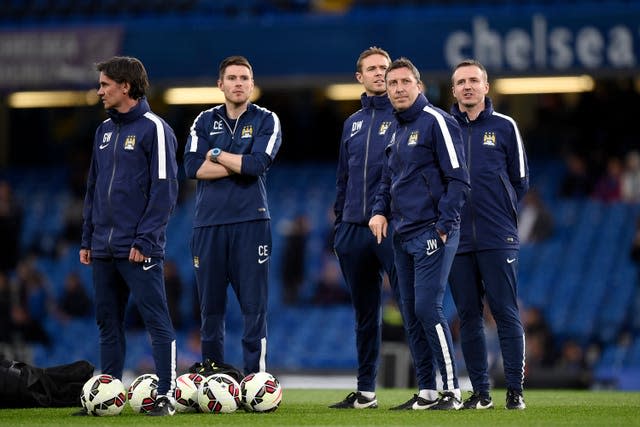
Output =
[{"x1": 209, "y1": 148, "x2": 222, "y2": 163}]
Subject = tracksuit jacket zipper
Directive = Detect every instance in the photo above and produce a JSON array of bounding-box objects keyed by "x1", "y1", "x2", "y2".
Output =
[
  {"x1": 463, "y1": 119, "x2": 479, "y2": 251},
  {"x1": 107, "y1": 124, "x2": 120, "y2": 253},
  {"x1": 362, "y1": 109, "x2": 374, "y2": 219}
]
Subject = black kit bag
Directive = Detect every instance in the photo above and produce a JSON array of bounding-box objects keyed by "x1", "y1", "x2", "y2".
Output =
[{"x1": 0, "y1": 357, "x2": 95, "y2": 408}]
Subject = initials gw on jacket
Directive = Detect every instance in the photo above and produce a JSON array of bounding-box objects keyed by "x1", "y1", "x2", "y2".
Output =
[
  {"x1": 183, "y1": 103, "x2": 282, "y2": 227},
  {"x1": 372, "y1": 93, "x2": 470, "y2": 239},
  {"x1": 334, "y1": 93, "x2": 395, "y2": 226},
  {"x1": 81, "y1": 98, "x2": 179, "y2": 259},
  {"x1": 450, "y1": 96, "x2": 529, "y2": 253}
]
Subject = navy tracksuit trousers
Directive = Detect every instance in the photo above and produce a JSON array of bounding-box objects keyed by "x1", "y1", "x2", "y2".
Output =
[
  {"x1": 334, "y1": 222, "x2": 435, "y2": 392},
  {"x1": 394, "y1": 226, "x2": 460, "y2": 392},
  {"x1": 92, "y1": 257, "x2": 176, "y2": 396},
  {"x1": 449, "y1": 249, "x2": 525, "y2": 393},
  {"x1": 191, "y1": 220, "x2": 270, "y2": 375}
]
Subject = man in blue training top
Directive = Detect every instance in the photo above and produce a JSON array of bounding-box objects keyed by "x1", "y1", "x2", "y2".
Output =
[
  {"x1": 370, "y1": 57, "x2": 470, "y2": 410},
  {"x1": 449, "y1": 59, "x2": 529, "y2": 410},
  {"x1": 183, "y1": 56, "x2": 282, "y2": 377},
  {"x1": 80, "y1": 56, "x2": 179, "y2": 417},
  {"x1": 330, "y1": 47, "x2": 437, "y2": 410}
]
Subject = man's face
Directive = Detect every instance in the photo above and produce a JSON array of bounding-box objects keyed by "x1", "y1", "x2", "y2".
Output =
[
  {"x1": 451, "y1": 65, "x2": 489, "y2": 109},
  {"x1": 386, "y1": 66, "x2": 421, "y2": 112},
  {"x1": 218, "y1": 65, "x2": 254, "y2": 106},
  {"x1": 356, "y1": 53, "x2": 389, "y2": 96},
  {"x1": 97, "y1": 72, "x2": 129, "y2": 111}
]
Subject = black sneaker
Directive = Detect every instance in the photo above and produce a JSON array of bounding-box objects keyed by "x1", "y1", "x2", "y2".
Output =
[
  {"x1": 71, "y1": 407, "x2": 88, "y2": 416},
  {"x1": 429, "y1": 391, "x2": 462, "y2": 410},
  {"x1": 390, "y1": 394, "x2": 437, "y2": 410},
  {"x1": 506, "y1": 389, "x2": 526, "y2": 410},
  {"x1": 329, "y1": 392, "x2": 378, "y2": 409},
  {"x1": 461, "y1": 392, "x2": 494, "y2": 409},
  {"x1": 147, "y1": 395, "x2": 176, "y2": 416}
]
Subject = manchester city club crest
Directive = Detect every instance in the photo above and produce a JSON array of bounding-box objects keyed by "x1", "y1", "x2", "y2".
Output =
[
  {"x1": 408, "y1": 130, "x2": 419, "y2": 146},
  {"x1": 193, "y1": 256, "x2": 200, "y2": 268},
  {"x1": 241, "y1": 125, "x2": 253, "y2": 139},
  {"x1": 124, "y1": 135, "x2": 136, "y2": 150},
  {"x1": 483, "y1": 131, "x2": 496, "y2": 146},
  {"x1": 379, "y1": 121, "x2": 391, "y2": 135}
]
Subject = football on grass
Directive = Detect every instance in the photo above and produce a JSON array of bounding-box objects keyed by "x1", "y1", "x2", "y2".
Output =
[
  {"x1": 197, "y1": 373, "x2": 241, "y2": 413},
  {"x1": 240, "y1": 371, "x2": 282, "y2": 412},
  {"x1": 175, "y1": 372, "x2": 204, "y2": 412},
  {"x1": 127, "y1": 373, "x2": 158, "y2": 413},
  {"x1": 81, "y1": 374, "x2": 127, "y2": 416}
]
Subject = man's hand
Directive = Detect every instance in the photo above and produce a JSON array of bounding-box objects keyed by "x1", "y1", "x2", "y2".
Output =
[
  {"x1": 79, "y1": 248, "x2": 91, "y2": 265},
  {"x1": 438, "y1": 229, "x2": 448, "y2": 243},
  {"x1": 129, "y1": 247, "x2": 146, "y2": 263},
  {"x1": 369, "y1": 214, "x2": 388, "y2": 244}
]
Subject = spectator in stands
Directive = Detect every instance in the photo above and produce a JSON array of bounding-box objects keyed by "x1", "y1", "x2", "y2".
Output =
[
  {"x1": 58, "y1": 271, "x2": 92, "y2": 319},
  {"x1": 522, "y1": 306, "x2": 555, "y2": 368},
  {"x1": 556, "y1": 339, "x2": 588, "y2": 375},
  {"x1": 79, "y1": 56, "x2": 178, "y2": 416},
  {"x1": 591, "y1": 156, "x2": 623, "y2": 203},
  {"x1": 10, "y1": 258, "x2": 52, "y2": 347},
  {"x1": 332, "y1": 48, "x2": 435, "y2": 411},
  {"x1": 518, "y1": 188, "x2": 554, "y2": 244},
  {"x1": 621, "y1": 150, "x2": 640, "y2": 203},
  {"x1": 183, "y1": 56, "x2": 282, "y2": 377},
  {"x1": 0, "y1": 180, "x2": 23, "y2": 274},
  {"x1": 631, "y1": 216, "x2": 640, "y2": 285},
  {"x1": 0, "y1": 272, "x2": 11, "y2": 344},
  {"x1": 559, "y1": 152, "x2": 594, "y2": 198},
  {"x1": 370, "y1": 57, "x2": 470, "y2": 410},
  {"x1": 312, "y1": 254, "x2": 350, "y2": 305},
  {"x1": 279, "y1": 215, "x2": 310, "y2": 305},
  {"x1": 448, "y1": 59, "x2": 529, "y2": 410}
]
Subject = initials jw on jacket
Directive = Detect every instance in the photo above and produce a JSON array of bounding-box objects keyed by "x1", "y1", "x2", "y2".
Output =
[{"x1": 372, "y1": 93, "x2": 470, "y2": 239}]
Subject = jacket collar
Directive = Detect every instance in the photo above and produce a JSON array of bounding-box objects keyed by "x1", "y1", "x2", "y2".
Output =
[
  {"x1": 394, "y1": 93, "x2": 428, "y2": 124},
  {"x1": 361, "y1": 93, "x2": 391, "y2": 110},
  {"x1": 214, "y1": 102, "x2": 255, "y2": 119},
  {"x1": 107, "y1": 97, "x2": 150, "y2": 124},
  {"x1": 450, "y1": 96, "x2": 494, "y2": 122}
]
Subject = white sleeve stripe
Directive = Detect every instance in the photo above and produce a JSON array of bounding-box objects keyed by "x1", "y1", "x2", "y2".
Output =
[
  {"x1": 423, "y1": 105, "x2": 460, "y2": 169},
  {"x1": 188, "y1": 109, "x2": 210, "y2": 153},
  {"x1": 144, "y1": 112, "x2": 167, "y2": 180},
  {"x1": 265, "y1": 112, "x2": 280, "y2": 155},
  {"x1": 493, "y1": 112, "x2": 526, "y2": 178}
]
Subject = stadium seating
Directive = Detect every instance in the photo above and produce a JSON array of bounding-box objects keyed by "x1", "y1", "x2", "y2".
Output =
[{"x1": 4, "y1": 160, "x2": 640, "y2": 388}]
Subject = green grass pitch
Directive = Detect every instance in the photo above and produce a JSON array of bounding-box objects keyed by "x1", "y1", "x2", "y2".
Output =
[{"x1": 0, "y1": 389, "x2": 639, "y2": 426}]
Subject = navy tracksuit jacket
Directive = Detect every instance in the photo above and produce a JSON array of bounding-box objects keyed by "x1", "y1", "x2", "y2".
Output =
[
  {"x1": 448, "y1": 96, "x2": 529, "y2": 394},
  {"x1": 333, "y1": 93, "x2": 435, "y2": 392},
  {"x1": 183, "y1": 102, "x2": 282, "y2": 375},
  {"x1": 372, "y1": 93, "x2": 470, "y2": 393},
  {"x1": 81, "y1": 97, "x2": 178, "y2": 396}
]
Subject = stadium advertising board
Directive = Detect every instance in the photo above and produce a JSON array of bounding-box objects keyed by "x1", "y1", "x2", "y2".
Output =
[{"x1": 0, "y1": 27, "x2": 122, "y2": 89}]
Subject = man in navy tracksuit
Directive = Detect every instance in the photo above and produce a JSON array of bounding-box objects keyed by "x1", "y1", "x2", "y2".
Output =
[
  {"x1": 183, "y1": 56, "x2": 282, "y2": 376},
  {"x1": 448, "y1": 59, "x2": 529, "y2": 410},
  {"x1": 330, "y1": 47, "x2": 435, "y2": 410},
  {"x1": 80, "y1": 57, "x2": 178, "y2": 416},
  {"x1": 370, "y1": 58, "x2": 470, "y2": 410}
]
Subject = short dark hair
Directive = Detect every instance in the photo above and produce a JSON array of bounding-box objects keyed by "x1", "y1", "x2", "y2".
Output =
[
  {"x1": 96, "y1": 56, "x2": 149, "y2": 100},
  {"x1": 386, "y1": 57, "x2": 421, "y2": 83},
  {"x1": 356, "y1": 46, "x2": 391, "y2": 73},
  {"x1": 219, "y1": 55, "x2": 253, "y2": 80},
  {"x1": 451, "y1": 59, "x2": 488, "y2": 83}
]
